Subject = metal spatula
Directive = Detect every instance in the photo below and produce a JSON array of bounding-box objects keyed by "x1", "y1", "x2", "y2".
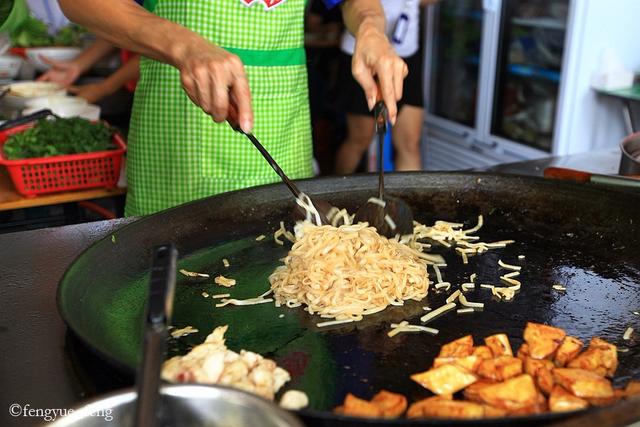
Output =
[
  {"x1": 353, "y1": 102, "x2": 414, "y2": 237},
  {"x1": 227, "y1": 104, "x2": 334, "y2": 225}
]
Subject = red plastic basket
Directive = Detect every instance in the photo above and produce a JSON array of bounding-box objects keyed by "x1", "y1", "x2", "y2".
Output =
[{"x1": 0, "y1": 123, "x2": 126, "y2": 198}]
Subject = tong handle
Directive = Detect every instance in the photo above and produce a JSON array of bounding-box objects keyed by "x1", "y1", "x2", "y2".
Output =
[
  {"x1": 374, "y1": 101, "x2": 389, "y2": 199},
  {"x1": 227, "y1": 101, "x2": 302, "y2": 199},
  {"x1": 0, "y1": 109, "x2": 59, "y2": 132}
]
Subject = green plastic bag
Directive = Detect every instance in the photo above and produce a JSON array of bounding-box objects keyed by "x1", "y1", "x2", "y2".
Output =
[{"x1": 0, "y1": 0, "x2": 27, "y2": 34}]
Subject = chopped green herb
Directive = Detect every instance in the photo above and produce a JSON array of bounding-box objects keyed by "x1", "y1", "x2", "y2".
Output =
[{"x1": 3, "y1": 117, "x2": 114, "y2": 160}]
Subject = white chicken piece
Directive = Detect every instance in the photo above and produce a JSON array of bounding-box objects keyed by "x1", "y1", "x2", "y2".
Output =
[
  {"x1": 280, "y1": 390, "x2": 309, "y2": 410},
  {"x1": 161, "y1": 325, "x2": 291, "y2": 400}
]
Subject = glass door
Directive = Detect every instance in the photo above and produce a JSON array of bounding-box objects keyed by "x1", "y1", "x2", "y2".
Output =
[
  {"x1": 429, "y1": 0, "x2": 484, "y2": 128},
  {"x1": 491, "y1": 0, "x2": 569, "y2": 152}
]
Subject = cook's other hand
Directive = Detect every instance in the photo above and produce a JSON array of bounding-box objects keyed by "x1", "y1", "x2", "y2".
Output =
[
  {"x1": 342, "y1": 0, "x2": 408, "y2": 124},
  {"x1": 68, "y1": 82, "x2": 107, "y2": 104},
  {"x1": 37, "y1": 38, "x2": 116, "y2": 86},
  {"x1": 176, "y1": 39, "x2": 253, "y2": 132},
  {"x1": 37, "y1": 57, "x2": 83, "y2": 86}
]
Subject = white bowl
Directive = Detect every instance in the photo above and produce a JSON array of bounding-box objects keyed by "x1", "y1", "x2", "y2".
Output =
[
  {"x1": 49, "y1": 384, "x2": 303, "y2": 427},
  {"x1": 25, "y1": 47, "x2": 82, "y2": 71},
  {"x1": 0, "y1": 54, "x2": 22, "y2": 80},
  {"x1": 23, "y1": 103, "x2": 101, "y2": 121},
  {"x1": 0, "y1": 81, "x2": 66, "y2": 110},
  {"x1": 25, "y1": 95, "x2": 88, "y2": 110}
]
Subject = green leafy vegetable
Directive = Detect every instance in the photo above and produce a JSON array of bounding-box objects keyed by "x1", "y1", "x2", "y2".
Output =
[
  {"x1": 9, "y1": 15, "x2": 86, "y2": 47},
  {"x1": 3, "y1": 118, "x2": 115, "y2": 160},
  {"x1": 10, "y1": 15, "x2": 51, "y2": 47},
  {"x1": 52, "y1": 25, "x2": 86, "y2": 46}
]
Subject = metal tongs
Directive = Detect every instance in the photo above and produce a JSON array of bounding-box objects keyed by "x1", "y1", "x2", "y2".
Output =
[
  {"x1": 134, "y1": 244, "x2": 178, "y2": 427},
  {"x1": 227, "y1": 103, "x2": 334, "y2": 225},
  {"x1": 353, "y1": 101, "x2": 414, "y2": 237},
  {"x1": 0, "y1": 109, "x2": 60, "y2": 132}
]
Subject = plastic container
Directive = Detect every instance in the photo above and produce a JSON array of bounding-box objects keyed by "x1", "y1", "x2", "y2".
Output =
[
  {"x1": 0, "y1": 54, "x2": 22, "y2": 80},
  {"x1": 0, "y1": 123, "x2": 126, "y2": 197},
  {"x1": 23, "y1": 103, "x2": 101, "y2": 121},
  {"x1": 619, "y1": 132, "x2": 640, "y2": 176}
]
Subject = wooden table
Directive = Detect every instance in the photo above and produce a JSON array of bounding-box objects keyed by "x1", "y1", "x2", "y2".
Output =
[{"x1": 0, "y1": 167, "x2": 126, "y2": 212}]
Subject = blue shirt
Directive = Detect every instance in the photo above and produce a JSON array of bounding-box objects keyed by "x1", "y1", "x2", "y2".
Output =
[{"x1": 322, "y1": 0, "x2": 343, "y2": 9}]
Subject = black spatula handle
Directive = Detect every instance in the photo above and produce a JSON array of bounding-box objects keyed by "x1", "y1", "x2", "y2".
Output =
[{"x1": 134, "y1": 244, "x2": 178, "y2": 427}]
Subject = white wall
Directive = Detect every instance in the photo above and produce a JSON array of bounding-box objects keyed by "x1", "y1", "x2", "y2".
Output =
[{"x1": 556, "y1": 0, "x2": 640, "y2": 155}]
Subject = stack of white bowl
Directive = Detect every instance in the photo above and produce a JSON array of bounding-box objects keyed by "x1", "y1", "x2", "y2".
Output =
[{"x1": 0, "y1": 81, "x2": 100, "y2": 120}]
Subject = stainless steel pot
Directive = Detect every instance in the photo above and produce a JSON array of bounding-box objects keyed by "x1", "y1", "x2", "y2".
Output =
[
  {"x1": 47, "y1": 384, "x2": 303, "y2": 427},
  {"x1": 619, "y1": 132, "x2": 640, "y2": 175}
]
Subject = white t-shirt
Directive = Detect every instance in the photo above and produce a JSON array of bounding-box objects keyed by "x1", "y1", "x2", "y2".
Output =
[
  {"x1": 26, "y1": 0, "x2": 70, "y2": 35},
  {"x1": 340, "y1": 0, "x2": 420, "y2": 58}
]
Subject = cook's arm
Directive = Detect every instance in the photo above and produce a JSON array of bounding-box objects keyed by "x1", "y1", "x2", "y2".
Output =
[
  {"x1": 58, "y1": 0, "x2": 253, "y2": 131},
  {"x1": 341, "y1": 0, "x2": 407, "y2": 124}
]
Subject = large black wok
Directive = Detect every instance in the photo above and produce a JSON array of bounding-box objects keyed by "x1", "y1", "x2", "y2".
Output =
[{"x1": 57, "y1": 173, "x2": 640, "y2": 426}]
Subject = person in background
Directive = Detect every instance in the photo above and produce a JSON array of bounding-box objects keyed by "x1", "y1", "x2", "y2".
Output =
[
  {"x1": 58, "y1": 0, "x2": 408, "y2": 217},
  {"x1": 24, "y1": 0, "x2": 70, "y2": 35},
  {"x1": 335, "y1": 0, "x2": 438, "y2": 173},
  {"x1": 38, "y1": 38, "x2": 140, "y2": 104},
  {"x1": 37, "y1": 0, "x2": 145, "y2": 104}
]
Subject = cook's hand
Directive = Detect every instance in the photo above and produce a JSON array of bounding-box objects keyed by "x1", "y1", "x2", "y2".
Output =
[
  {"x1": 68, "y1": 82, "x2": 109, "y2": 104},
  {"x1": 37, "y1": 57, "x2": 82, "y2": 86},
  {"x1": 352, "y1": 25, "x2": 408, "y2": 124},
  {"x1": 176, "y1": 40, "x2": 253, "y2": 132}
]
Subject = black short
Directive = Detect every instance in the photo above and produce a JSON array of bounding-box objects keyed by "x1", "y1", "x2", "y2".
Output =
[{"x1": 337, "y1": 50, "x2": 424, "y2": 116}]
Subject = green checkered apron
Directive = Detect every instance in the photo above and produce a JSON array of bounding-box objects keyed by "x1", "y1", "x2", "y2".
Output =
[{"x1": 126, "y1": 0, "x2": 313, "y2": 216}]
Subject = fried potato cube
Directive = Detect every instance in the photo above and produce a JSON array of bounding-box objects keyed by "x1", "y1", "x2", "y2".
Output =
[
  {"x1": 507, "y1": 391, "x2": 547, "y2": 416},
  {"x1": 477, "y1": 374, "x2": 538, "y2": 410},
  {"x1": 483, "y1": 405, "x2": 508, "y2": 417},
  {"x1": 554, "y1": 336, "x2": 583, "y2": 367},
  {"x1": 585, "y1": 395, "x2": 621, "y2": 407},
  {"x1": 438, "y1": 335, "x2": 474, "y2": 358},
  {"x1": 548, "y1": 385, "x2": 589, "y2": 412},
  {"x1": 517, "y1": 343, "x2": 530, "y2": 361},
  {"x1": 406, "y1": 396, "x2": 446, "y2": 418},
  {"x1": 552, "y1": 368, "x2": 614, "y2": 399},
  {"x1": 411, "y1": 363, "x2": 477, "y2": 395},
  {"x1": 339, "y1": 393, "x2": 382, "y2": 417},
  {"x1": 477, "y1": 356, "x2": 523, "y2": 381},
  {"x1": 536, "y1": 365, "x2": 555, "y2": 395},
  {"x1": 567, "y1": 337, "x2": 617, "y2": 377},
  {"x1": 567, "y1": 349, "x2": 609, "y2": 377},
  {"x1": 463, "y1": 379, "x2": 497, "y2": 403},
  {"x1": 624, "y1": 380, "x2": 640, "y2": 397},
  {"x1": 523, "y1": 322, "x2": 566, "y2": 360},
  {"x1": 485, "y1": 333, "x2": 514, "y2": 357},
  {"x1": 433, "y1": 355, "x2": 481, "y2": 373},
  {"x1": 370, "y1": 390, "x2": 407, "y2": 418},
  {"x1": 524, "y1": 357, "x2": 554, "y2": 376},
  {"x1": 472, "y1": 345, "x2": 494, "y2": 360},
  {"x1": 407, "y1": 398, "x2": 485, "y2": 419},
  {"x1": 523, "y1": 357, "x2": 554, "y2": 395}
]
